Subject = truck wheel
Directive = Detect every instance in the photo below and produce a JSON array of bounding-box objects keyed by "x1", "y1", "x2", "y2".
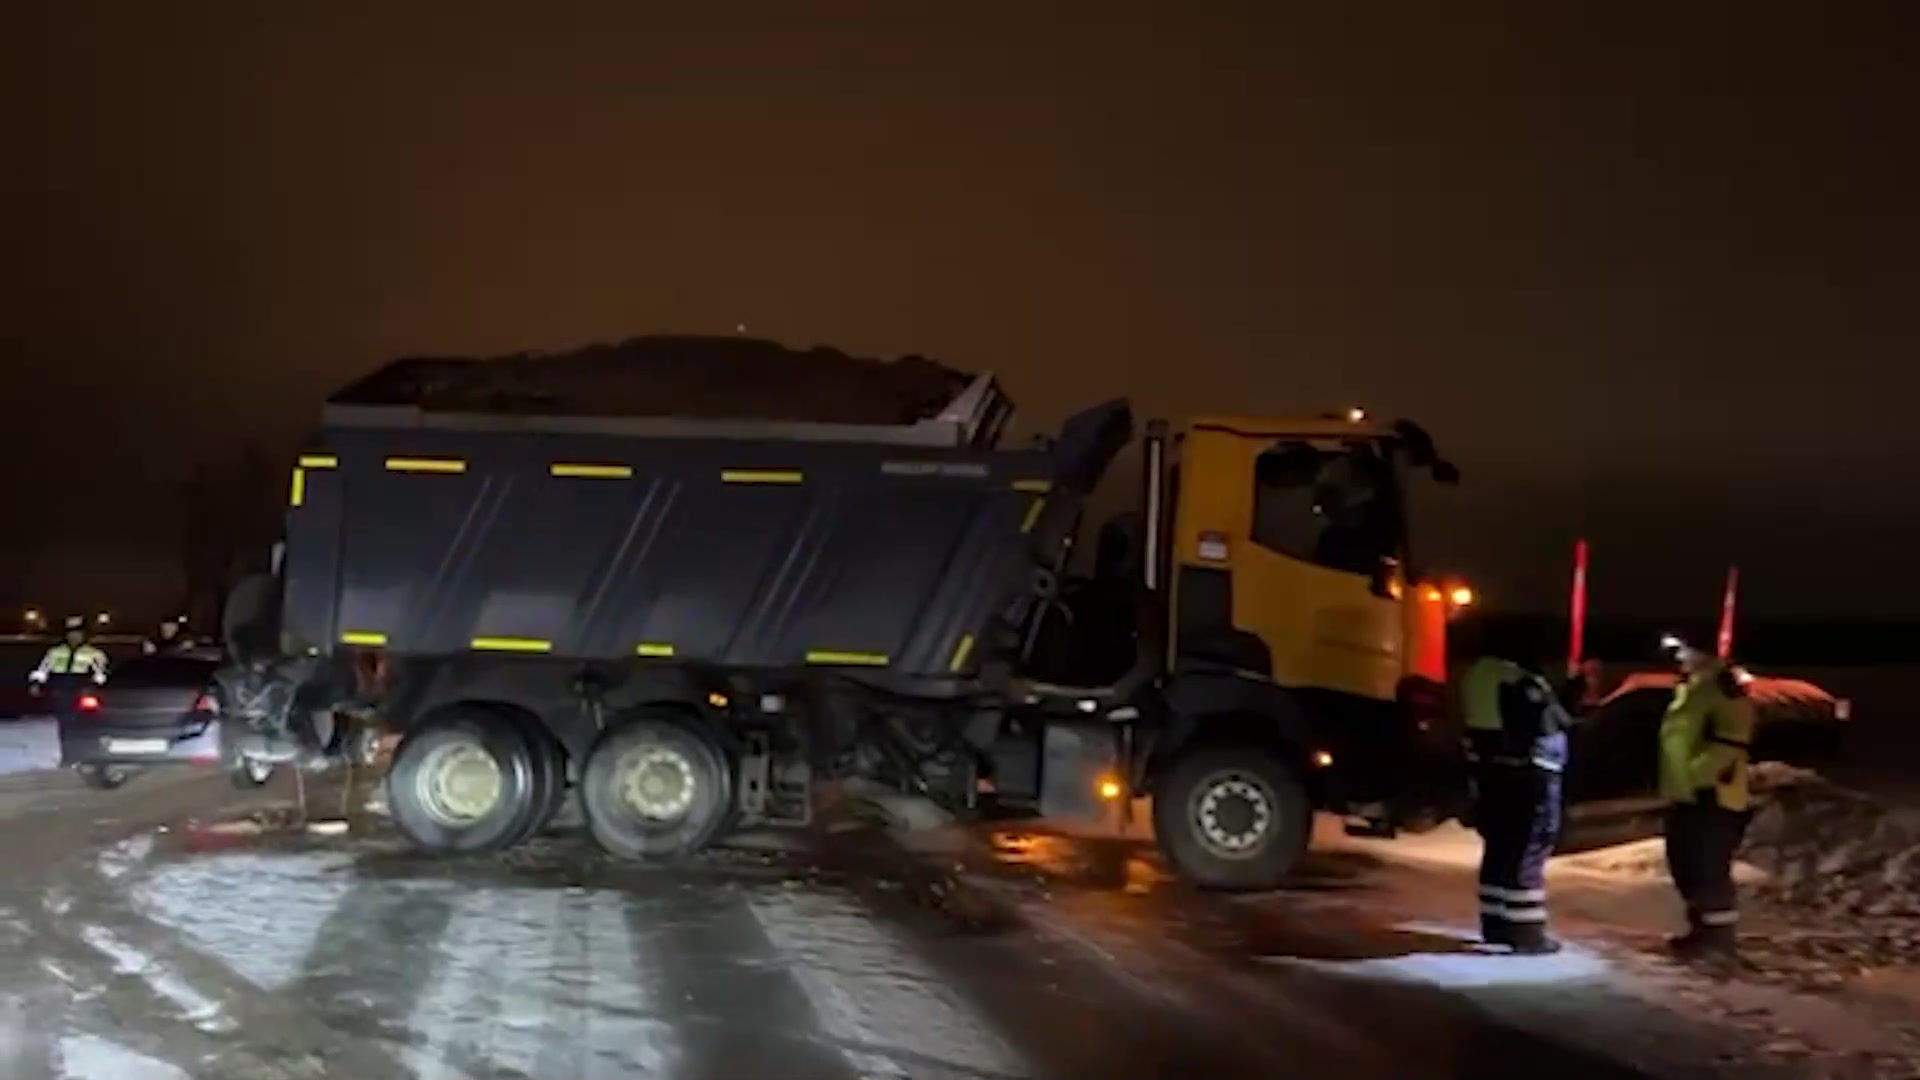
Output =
[
  {"x1": 503, "y1": 714, "x2": 567, "y2": 845},
  {"x1": 580, "y1": 712, "x2": 732, "y2": 861},
  {"x1": 387, "y1": 708, "x2": 541, "y2": 854},
  {"x1": 78, "y1": 764, "x2": 131, "y2": 791},
  {"x1": 1152, "y1": 743, "x2": 1309, "y2": 891}
]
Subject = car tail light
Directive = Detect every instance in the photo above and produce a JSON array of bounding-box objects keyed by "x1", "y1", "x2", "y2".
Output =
[
  {"x1": 193, "y1": 693, "x2": 218, "y2": 714},
  {"x1": 77, "y1": 693, "x2": 100, "y2": 712}
]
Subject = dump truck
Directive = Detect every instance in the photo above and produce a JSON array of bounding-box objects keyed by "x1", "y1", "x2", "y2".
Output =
[{"x1": 217, "y1": 336, "x2": 1467, "y2": 889}]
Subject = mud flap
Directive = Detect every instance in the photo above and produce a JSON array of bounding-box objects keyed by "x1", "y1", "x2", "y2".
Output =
[{"x1": 1037, "y1": 720, "x2": 1120, "y2": 823}]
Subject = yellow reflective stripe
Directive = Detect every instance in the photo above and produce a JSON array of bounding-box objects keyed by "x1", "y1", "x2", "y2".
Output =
[
  {"x1": 635, "y1": 642, "x2": 675, "y2": 658},
  {"x1": 340, "y1": 631, "x2": 387, "y2": 647},
  {"x1": 470, "y1": 636, "x2": 552, "y2": 653},
  {"x1": 298, "y1": 454, "x2": 338, "y2": 469},
  {"x1": 1021, "y1": 497, "x2": 1046, "y2": 533},
  {"x1": 551, "y1": 463, "x2": 633, "y2": 479},
  {"x1": 948, "y1": 633, "x2": 975, "y2": 673},
  {"x1": 805, "y1": 650, "x2": 889, "y2": 667},
  {"x1": 1011, "y1": 479, "x2": 1052, "y2": 493},
  {"x1": 385, "y1": 457, "x2": 467, "y2": 474},
  {"x1": 289, "y1": 467, "x2": 306, "y2": 508},
  {"x1": 722, "y1": 469, "x2": 802, "y2": 484}
]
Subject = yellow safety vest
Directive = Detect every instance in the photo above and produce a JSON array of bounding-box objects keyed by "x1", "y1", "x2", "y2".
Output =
[
  {"x1": 33, "y1": 643, "x2": 109, "y2": 680},
  {"x1": 1658, "y1": 665, "x2": 1755, "y2": 811},
  {"x1": 1460, "y1": 657, "x2": 1568, "y2": 772}
]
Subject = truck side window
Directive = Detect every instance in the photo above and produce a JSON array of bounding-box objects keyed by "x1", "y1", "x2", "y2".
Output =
[{"x1": 1252, "y1": 441, "x2": 1396, "y2": 576}]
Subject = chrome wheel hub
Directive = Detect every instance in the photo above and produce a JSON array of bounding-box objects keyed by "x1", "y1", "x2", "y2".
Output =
[
  {"x1": 616, "y1": 746, "x2": 696, "y2": 821},
  {"x1": 416, "y1": 742, "x2": 502, "y2": 825},
  {"x1": 1193, "y1": 773, "x2": 1273, "y2": 858}
]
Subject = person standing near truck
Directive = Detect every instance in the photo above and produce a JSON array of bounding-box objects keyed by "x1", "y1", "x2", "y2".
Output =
[
  {"x1": 1657, "y1": 635, "x2": 1756, "y2": 959},
  {"x1": 1460, "y1": 627, "x2": 1572, "y2": 954}
]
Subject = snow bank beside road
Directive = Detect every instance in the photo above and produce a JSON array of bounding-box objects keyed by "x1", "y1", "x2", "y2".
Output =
[{"x1": 0, "y1": 718, "x2": 59, "y2": 775}]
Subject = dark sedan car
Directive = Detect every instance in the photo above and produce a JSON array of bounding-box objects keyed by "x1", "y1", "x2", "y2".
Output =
[{"x1": 57, "y1": 647, "x2": 275, "y2": 790}]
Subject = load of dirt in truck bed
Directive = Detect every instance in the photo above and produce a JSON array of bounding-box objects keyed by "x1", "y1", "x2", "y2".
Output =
[{"x1": 333, "y1": 335, "x2": 978, "y2": 424}]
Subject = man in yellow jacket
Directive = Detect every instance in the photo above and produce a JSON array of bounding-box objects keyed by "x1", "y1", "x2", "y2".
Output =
[{"x1": 1658, "y1": 636, "x2": 1756, "y2": 958}]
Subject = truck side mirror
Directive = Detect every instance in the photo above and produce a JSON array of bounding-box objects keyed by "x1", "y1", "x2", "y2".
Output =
[{"x1": 1369, "y1": 558, "x2": 1397, "y2": 599}]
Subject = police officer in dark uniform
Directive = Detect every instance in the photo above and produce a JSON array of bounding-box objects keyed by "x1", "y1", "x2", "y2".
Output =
[{"x1": 1461, "y1": 628, "x2": 1573, "y2": 954}]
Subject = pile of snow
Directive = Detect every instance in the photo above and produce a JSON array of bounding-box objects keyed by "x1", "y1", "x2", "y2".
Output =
[
  {"x1": 1741, "y1": 764, "x2": 1920, "y2": 918},
  {"x1": 0, "y1": 718, "x2": 59, "y2": 775},
  {"x1": 335, "y1": 335, "x2": 977, "y2": 425}
]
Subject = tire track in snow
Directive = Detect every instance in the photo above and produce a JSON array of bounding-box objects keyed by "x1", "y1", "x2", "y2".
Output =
[
  {"x1": 133, "y1": 850, "x2": 358, "y2": 992},
  {"x1": 623, "y1": 881, "x2": 857, "y2": 1080},
  {"x1": 747, "y1": 888, "x2": 1030, "y2": 1080},
  {"x1": 77, "y1": 924, "x2": 233, "y2": 1033},
  {"x1": 48, "y1": 845, "x2": 433, "y2": 1080},
  {"x1": 0, "y1": 906, "x2": 67, "y2": 1080},
  {"x1": 404, "y1": 885, "x2": 678, "y2": 1080}
]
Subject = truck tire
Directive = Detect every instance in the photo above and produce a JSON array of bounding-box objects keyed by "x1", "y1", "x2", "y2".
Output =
[
  {"x1": 504, "y1": 714, "x2": 568, "y2": 845},
  {"x1": 78, "y1": 764, "x2": 131, "y2": 791},
  {"x1": 387, "y1": 707, "x2": 541, "y2": 854},
  {"x1": 1152, "y1": 743, "x2": 1309, "y2": 891},
  {"x1": 579, "y1": 712, "x2": 733, "y2": 861}
]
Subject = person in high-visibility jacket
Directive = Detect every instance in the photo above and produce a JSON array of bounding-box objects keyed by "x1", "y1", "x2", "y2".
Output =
[
  {"x1": 1658, "y1": 637, "x2": 1756, "y2": 958},
  {"x1": 28, "y1": 615, "x2": 110, "y2": 687},
  {"x1": 1461, "y1": 652, "x2": 1571, "y2": 952},
  {"x1": 1460, "y1": 634, "x2": 1572, "y2": 954}
]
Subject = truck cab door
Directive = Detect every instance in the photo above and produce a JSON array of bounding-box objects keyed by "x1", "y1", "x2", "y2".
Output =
[{"x1": 1172, "y1": 429, "x2": 1406, "y2": 703}]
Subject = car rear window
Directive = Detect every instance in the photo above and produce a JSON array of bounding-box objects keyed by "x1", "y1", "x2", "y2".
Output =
[{"x1": 109, "y1": 655, "x2": 219, "y2": 687}]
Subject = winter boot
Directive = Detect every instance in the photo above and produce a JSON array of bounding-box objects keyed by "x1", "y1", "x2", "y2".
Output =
[
  {"x1": 1668, "y1": 924, "x2": 1737, "y2": 960},
  {"x1": 1480, "y1": 915, "x2": 1515, "y2": 949},
  {"x1": 1505, "y1": 923, "x2": 1563, "y2": 955}
]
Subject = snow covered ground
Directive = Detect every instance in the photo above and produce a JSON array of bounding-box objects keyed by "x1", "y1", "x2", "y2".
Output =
[
  {"x1": 3, "y1": 810, "x2": 1843, "y2": 1080},
  {"x1": 7, "y1": 841, "x2": 1062, "y2": 1080},
  {"x1": 2, "y1": 755, "x2": 1915, "y2": 1079},
  {"x1": 0, "y1": 717, "x2": 59, "y2": 776}
]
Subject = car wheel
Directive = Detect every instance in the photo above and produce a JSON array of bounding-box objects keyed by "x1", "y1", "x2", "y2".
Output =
[
  {"x1": 386, "y1": 707, "x2": 541, "y2": 854},
  {"x1": 580, "y1": 710, "x2": 732, "y2": 861},
  {"x1": 79, "y1": 764, "x2": 131, "y2": 791},
  {"x1": 229, "y1": 757, "x2": 275, "y2": 789},
  {"x1": 1152, "y1": 742, "x2": 1309, "y2": 891}
]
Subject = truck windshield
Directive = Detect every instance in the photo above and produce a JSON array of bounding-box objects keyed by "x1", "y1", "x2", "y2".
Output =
[{"x1": 1252, "y1": 440, "x2": 1403, "y2": 576}]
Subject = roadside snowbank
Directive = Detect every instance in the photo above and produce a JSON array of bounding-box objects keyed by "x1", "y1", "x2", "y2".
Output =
[
  {"x1": 0, "y1": 718, "x2": 58, "y2": 776},
  {"x1": 1743, "y1": 764, "x2": 1920, "y2": 919}
]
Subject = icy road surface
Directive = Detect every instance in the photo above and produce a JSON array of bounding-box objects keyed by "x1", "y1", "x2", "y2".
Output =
[{"x1": 0, "y1": 766, "x2": 1803, "y2": 1080}]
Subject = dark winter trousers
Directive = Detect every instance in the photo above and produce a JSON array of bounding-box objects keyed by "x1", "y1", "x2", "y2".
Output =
[
  {"x1": 1664, "y1": 796, "x2": 1753, "y2": 942},
  {"x1": 1474, "y1": 765, "x2": 1561, "y2": 948}
]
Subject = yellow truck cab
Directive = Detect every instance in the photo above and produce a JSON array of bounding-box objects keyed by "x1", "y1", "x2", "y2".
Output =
[{"x1": 1075, "y1": 410, "x2": 1467, "y2": 887}]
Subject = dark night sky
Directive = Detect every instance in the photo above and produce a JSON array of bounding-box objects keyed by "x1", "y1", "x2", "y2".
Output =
[{"x1": 3, "y1": 4, "x2": 1916, "y2": 621}]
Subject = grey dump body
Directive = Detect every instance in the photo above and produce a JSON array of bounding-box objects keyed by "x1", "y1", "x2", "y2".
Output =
[{"x1": 281, "y1": 355, "x2": 1131, "y2": 684}]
